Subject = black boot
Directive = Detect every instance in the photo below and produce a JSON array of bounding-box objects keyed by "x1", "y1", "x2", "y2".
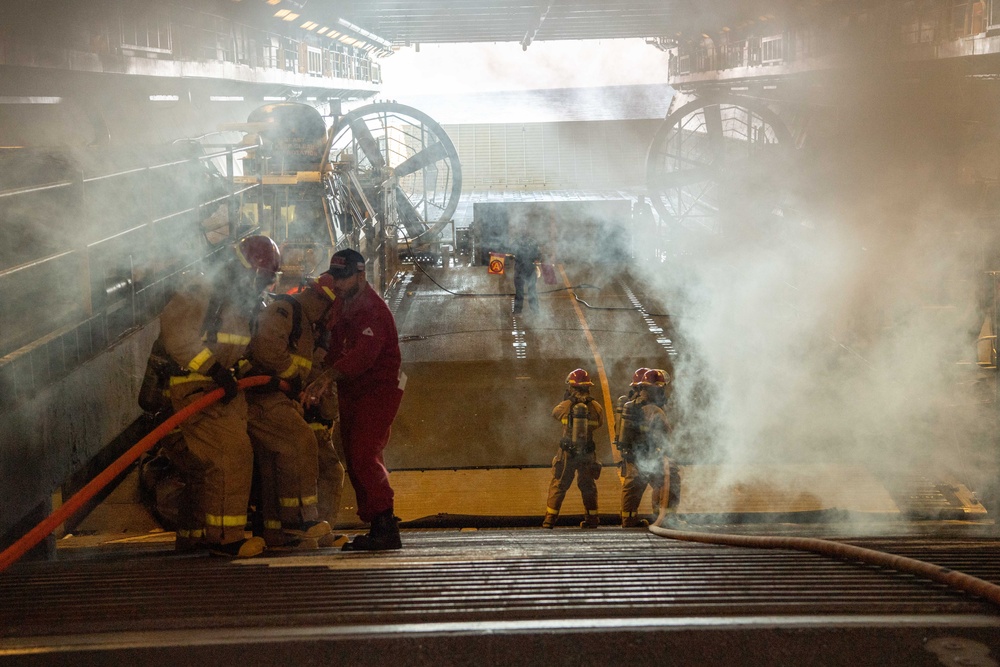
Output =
[{"x1": 342, "y1": 509, "x2": 402, "y2": 551}]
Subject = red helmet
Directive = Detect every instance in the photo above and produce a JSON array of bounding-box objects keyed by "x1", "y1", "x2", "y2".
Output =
[
  {"x1": 311, "y1": 272, "x2": 337, "y2": 304},
  {"x1": 566, "y1": 368, "x2": 593, "y2": 387},
  {"x1": 641, "y1": 368, "x2": 668, "y2": 387},
  {"x1": 235, "y1": 235, "x2": 281, "y2": 277},
  {"x1": 630, "y1": 367, "x2": 650, "y2": 386}
]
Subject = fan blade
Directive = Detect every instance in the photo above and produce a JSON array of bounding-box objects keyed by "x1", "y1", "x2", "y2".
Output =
[
  {"x1": 394, "y1": 142, "x2": 449, "y2": 179},
  {"x1": 349, "y1": 118, "x2": 386, "y2": 169},
  {"x1": 395, "y1": 186, "x2": 427, "y2": 238}
]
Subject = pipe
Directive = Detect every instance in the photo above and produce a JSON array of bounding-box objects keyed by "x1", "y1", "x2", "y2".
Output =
[
  {"x1": 0, "y1": 375, "x2": 277, "y2": 573},
  {"x1": 648, "y1": 523, "x2": 1000, "y2": 607}
]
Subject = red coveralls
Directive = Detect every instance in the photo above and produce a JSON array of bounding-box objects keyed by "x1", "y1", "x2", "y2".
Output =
[{"x1": 325, "y1": 282, "x2": 404, "y2": 523}]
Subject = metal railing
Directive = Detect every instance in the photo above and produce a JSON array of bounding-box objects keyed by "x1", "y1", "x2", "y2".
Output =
[{"x1": 0, "y1": 143, "x2": 260, "y2": 408}]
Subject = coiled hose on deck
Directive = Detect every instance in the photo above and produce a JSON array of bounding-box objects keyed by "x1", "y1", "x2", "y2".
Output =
[
  {"x1": 648, "y1": 522, "x2": 1000, "y2": 607},
  {"x1": 0, "y1": 375, "x2": 277, "y2": 573}
]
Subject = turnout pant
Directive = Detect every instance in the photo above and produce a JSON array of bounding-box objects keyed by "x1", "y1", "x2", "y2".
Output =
[
  {"x1": 171, "y1": 384, "x2": 253, "y2": 545},
  {"x1": 247, "y1": 391, "x2": 320, "y2": 543},
  {"x1": 546, "y1": 449, "x2": 601, "y2": 515}
]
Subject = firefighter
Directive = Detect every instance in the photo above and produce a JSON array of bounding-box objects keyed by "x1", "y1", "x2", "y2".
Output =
[
  {"x1": 542, "y1": 368, "x2": 605, "y2": 529},
  {"x1": 618, "y1": 368, "x2": 673, "y2": 528},
  {"x1": 303, "y1": 249, "x2": 406, "y2": 551},
  {"x1": 293, "y1": 273, "x2": 348, "y2": 547},
  {"x1": 243, "y1": 274, "x2": 339, "y2": 549},
  {"x1": 159, "y1": 235, "x2": 279, "y2": 558},
  {"x1": 613, "y1": 367, "x2": 649, "y2": 454}
]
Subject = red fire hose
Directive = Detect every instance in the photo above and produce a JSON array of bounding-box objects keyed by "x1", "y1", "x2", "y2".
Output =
[
  {"x1": 649, "y1": 523, "x2": 1000, "y2": 607},
  {"x1": 0, "y1": 375, "x2": 277, "y2": 574}
]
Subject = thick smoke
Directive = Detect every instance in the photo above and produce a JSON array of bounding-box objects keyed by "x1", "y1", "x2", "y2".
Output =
[{"x1": 632, "y1": 83, "x2": 1000, "y2": 521}]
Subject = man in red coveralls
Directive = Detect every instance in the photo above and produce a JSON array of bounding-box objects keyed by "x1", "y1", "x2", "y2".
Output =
[{"x1": 303, "y1": 248, "x2": 405, "y2": 551}]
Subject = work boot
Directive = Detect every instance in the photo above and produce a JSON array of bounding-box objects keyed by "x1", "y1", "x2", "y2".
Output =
[
  {"x1": 208, "y1": 536, "x2": 266, "y2": 559},
  {"x1": 541, "y1": 513, "x2": 558, "y2": 529},
  {"x1": 342, "y1": 509, "x2": 402, "y2": 551},
  {"x1": 174, "y1": 534, "x2": 207, "y2": 553},
  {"x1": 580, "y1": 512, "x2": 600, "y2": 529},
  {"x1": 317, "y1": 532, "x2": 349, "y2": 548},
  {"x1": 621, "y1": 514, "x2": 649, "y2": 528},
  {"x1": 284, "y1": 520, "x2": 332, "y2": 540}
]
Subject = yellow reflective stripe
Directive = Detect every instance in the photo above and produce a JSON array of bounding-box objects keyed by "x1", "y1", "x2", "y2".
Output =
[
  {"x1": 309, "y1": 423, "x2": 327, "y2": 432},
  {"x1": 560, "y1": 417, "x2": 569, "y2": 425},
  {"x1": 237, "y1": 359, "x2": 251, "y2": 372},
  {"x1": 279, "y1": 364, "x2": 299, "y2": 379},
  {"x1": 176, "y1": 528, "x2": 205, "y2": 538},
  {"x1": 204, "y1": 513, "x2": 247, "y2": 527},
  {"x1": 215, "y1": 333, "x2": 251, "y2": 346},
  {"x1": 320, "y1": 285, "x2": 336, "y2": 302},
  {"x1": 188, "y1": 348, "x2": 213, "y2": 373},
  {"x1": 170, "y1": 372, "x2": 211, "y2": 386},
  {"x1": 264, "y1": 519, "x2": 282, "y2": 530},
  {"x1": 622, "y1": 512, "x2": 637, "y2": 518},
  {"x1": 278, "y1": 495, "x2": 318, "y2": 508},
  {"x1": 546, "y1": 507, "x2": 559, "y2": 515},
  {"x1": 584, "y1": 509, "x2": 597, "y2": 516},
  {"x1": 292, "y1": 355, "x2": 312, "y2": 372}
]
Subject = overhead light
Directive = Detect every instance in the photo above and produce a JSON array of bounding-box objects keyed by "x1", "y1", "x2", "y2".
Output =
[
  {"x1": 0, "y1": 96, "x2": 62, "y2": 104},
  {"x1": 283, "y1": 12, "x2": 299, "y2": 21},
  {"x1": 210, "y1": 96, "x2": 245, "y2": 102},
  {"x1": 263, "y1": 96, "x2": 285, "y2": 101},
  {"x1": 337, "y1": 17, "x2": 393, "y2": 49},
  {"x1": 302, "y1": 21, "x2": 317, "y2": 30},
  {"x1": 266, "y1": 0, "x2": 281, "y2": 4},
  {"x1": 274, "y1": 9, "x2": 290, "y2": 17},
  {"x1": 317, "y1": 27, "x2": 328, "y2": 35},
  {"x1": 149, "y1": 94, "x2": 179, "y2": 101}
]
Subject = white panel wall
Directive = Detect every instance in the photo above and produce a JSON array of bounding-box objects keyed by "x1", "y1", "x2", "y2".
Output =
[{"x1": 443, "y1": 119, "x2": 661, "y2": 191}]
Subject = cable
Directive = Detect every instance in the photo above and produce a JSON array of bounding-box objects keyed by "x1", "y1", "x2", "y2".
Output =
[
  {"x1": 648, "y1": 523, "x2": 1000, "y2": 608},
  {"x1": 0, "y1": 375, "x2": 279, "y2": 573}
]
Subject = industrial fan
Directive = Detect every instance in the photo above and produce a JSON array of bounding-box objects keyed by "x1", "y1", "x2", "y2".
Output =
[
  {"x1": 645, "y1": 95, "x2": 795, "y2": 238},
  {"x1": 326, "y1": 101, "x2": 462, "y2": 259}
]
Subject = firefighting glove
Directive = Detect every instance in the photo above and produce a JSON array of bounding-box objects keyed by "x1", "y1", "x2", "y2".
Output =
[
  {"x1": 303, "y1": 405, "x2": 333, "y2": 428},
  {"x1": 207, "y1": 362, "x2": 239, "y2": 404}
]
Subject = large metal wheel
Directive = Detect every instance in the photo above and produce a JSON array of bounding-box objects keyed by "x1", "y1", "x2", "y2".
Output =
[
  {"x1": 327, "y1": 102, "x2": 461, "y2": 242},
  {"x1": 646, "y1": 96, "x2": 794, "y2": 237}
]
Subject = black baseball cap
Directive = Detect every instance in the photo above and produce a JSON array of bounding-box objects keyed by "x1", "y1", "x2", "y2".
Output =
[{"x1": 326, "y1": 248, "x2": 365, "y2": 279}]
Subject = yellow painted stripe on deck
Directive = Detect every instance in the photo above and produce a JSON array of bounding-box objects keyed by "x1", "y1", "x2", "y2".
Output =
[{"x1": 557, "y1": 264, "x2": 617, "y2": 453}]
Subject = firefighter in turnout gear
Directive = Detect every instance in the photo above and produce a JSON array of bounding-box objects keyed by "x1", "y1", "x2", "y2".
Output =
[
  {"x1": 542, "y1": 369, "x2": 605, "y2": 529},
  {"x1": 613, "y1": 367, "x2": 649, "y2": 457},
  {"x1": 243, "y1": 274, "x2": 338, "y2": 549},
  {"x1": 302, "y1": 273, "x2": 348, "y2": 548},
  {"x1": 618, "y1": 368, "x2": 672, "y2": 528},
  {"x1": 159, "y1": 235, "x2": 280, "y2": 558}
]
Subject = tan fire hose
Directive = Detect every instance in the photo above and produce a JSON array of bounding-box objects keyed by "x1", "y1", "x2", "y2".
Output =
[
  {"x1": 648, "y1": 522, "x2": 1000, "y2": 607},
  {"x1": 0, "y1": 375, "x2": 280, "y2": 573}
]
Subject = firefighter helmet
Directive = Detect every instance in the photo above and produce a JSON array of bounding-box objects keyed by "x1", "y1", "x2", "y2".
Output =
[
  {"x1": 630, "y1": 367, "x2": 650, "y2": 386},
  {"x1": 641, "y1": 368, "x2": 668, "y2": 387},
  {"x1": 235, "y1": 235, "x2": 281, "y2": 278},
  {"x1": 312, "y1": 272, "x2": 337, "y2": 303},
  {"x1": 566, "y1": 368, "x2": 593, "y2": 387}
]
